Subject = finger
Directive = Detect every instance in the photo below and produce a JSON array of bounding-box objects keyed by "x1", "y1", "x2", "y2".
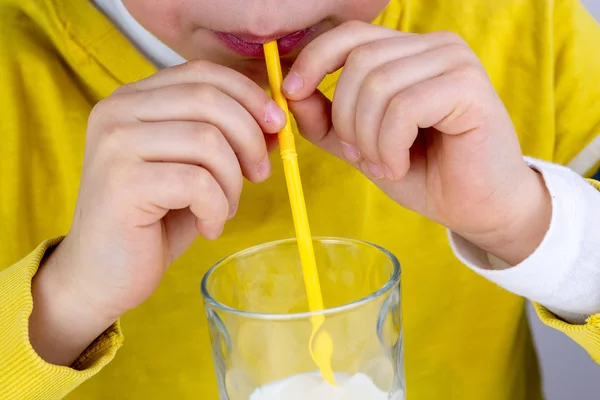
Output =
[
  {"x1": 355, "y1": 43, "x2": 474, "y2": 167},
  {"x1": 100, "y1": 84, "x2": 272, "y2": 182},
  {"x1": 378, "y1": 69, "x2": 487, "y2": 179},
  {"x1": 331, "y1": 33, "x2": 469, "y2": 149},
  {"x1": 283, "y1": 21, "x2": 406, "y2": 100},
  {"x1": 116, "y1": 121, "x2": 243, "y2": 210},
  {"x1": 288, "y1": 90, "x2": 354, "y2": 162},
  {"x1": 121, "y1": 162, "x2": 229, "y2": 240},
  {"x1": 333, "y1": 35, "x2": 434, "y2": 147},
  {"x1": 116, "y1": 60, "x2": 286, "y2": 133},
  {"x1": 265, "y1": 133, "x2": 280, "y2": 154},
  {"x1": 163, "y1": 208, "x2": 201, "y2": 262}
]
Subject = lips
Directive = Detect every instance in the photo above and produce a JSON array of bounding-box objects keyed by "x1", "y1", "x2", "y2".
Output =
[{"x1": 213, "y1": 27, "x2": 315, "y2": 57}]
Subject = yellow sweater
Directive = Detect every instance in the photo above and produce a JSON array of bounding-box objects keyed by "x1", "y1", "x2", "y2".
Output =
[{"x1": 1, "y1": 0, "x2": 600, "y2": 399}]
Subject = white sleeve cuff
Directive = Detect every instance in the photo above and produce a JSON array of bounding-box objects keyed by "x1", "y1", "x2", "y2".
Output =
[{"x1": 449, "y1": 157, "x2": 600, "y2": 324}]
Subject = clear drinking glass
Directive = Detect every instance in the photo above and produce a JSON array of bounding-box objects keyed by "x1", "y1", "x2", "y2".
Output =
[{"x1": 201, "y1": 237, "x2": 404, "y2": 400}]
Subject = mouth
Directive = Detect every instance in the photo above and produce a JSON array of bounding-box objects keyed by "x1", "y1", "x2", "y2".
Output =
[{"x1": 212, "y1": 26, "x2": 316, "y2": 57}]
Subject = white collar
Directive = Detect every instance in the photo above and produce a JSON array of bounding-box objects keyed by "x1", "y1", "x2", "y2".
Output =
[{"x1": 92, "y1": 0, "x2": 186, "y2": 68}]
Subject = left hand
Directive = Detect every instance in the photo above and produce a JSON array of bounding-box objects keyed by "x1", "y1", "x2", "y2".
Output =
[{"x1": 283, "y1": 21, "x2": 551, "y2": 265}]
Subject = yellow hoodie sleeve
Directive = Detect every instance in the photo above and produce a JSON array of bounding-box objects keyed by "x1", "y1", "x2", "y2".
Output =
[
  {"x1": 533, "y1": 304, "x2": 600, "y2": 363},
  {"x1": 532, "y1": 179, "x2": 600, "y2": 363},
  {"x1": 552, "y1": 0, "x2": 600, "y2": 176},
  {"x1": 0, "y1": 239, "x2": 123, "y2": 399}
]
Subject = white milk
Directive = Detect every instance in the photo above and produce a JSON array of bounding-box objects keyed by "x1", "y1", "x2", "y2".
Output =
[{"x1": 248, "y1": 372, "x2": 404, "y2": 400}]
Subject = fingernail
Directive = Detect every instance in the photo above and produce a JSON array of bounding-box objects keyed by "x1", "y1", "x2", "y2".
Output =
[
  {"x1": 257, "y1": 159, "x2": 271, "y2": 179},
  {"x1": 282, "y1": 72, "x2": 303, "y2": 95},
  {"x1": 215, "y1": 225, "x2": 224, "y2": 238},
  {"x1": 228, "y1": 204, "x2": 238, "y2": 220},
  {"x1": 265, "y1": 100, "x2": 286, "y2": 126},
  {"x1": 383, "y1": 165, "x2": 394, "y2": 180},
  {"x1": 367, "y1": 162, "x2": 383, "y2": 179},
  {"x1": 341, "y1": 142, "x2": 361, "y2": 162}
]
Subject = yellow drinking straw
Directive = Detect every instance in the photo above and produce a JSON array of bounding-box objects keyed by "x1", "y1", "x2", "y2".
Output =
[{"x1": 263, "y1": 41, "x2": 335, "y2": 386}]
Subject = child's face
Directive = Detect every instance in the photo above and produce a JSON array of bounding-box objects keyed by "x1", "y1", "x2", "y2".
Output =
[{"x1": 123, "y1": 0, "x2": 390, "y2": 81}]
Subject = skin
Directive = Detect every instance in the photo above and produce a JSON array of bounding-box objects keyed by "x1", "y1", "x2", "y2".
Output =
[
  {"x1": 29, "y1": 0, "x2": 550, "y2": 366},
  {"x1": 120, "y1": 0, "x2": 389, "y2": 81}
]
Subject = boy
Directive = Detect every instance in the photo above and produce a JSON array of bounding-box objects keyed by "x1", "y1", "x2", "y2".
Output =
[{"x1": 1, "y1": 0, "x2": 600, "y2": 399}]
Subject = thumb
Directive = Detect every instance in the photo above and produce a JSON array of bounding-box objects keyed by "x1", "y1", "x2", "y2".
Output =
[{"x1": 288, "y1": 90, "x2": 347, "y2": 161}]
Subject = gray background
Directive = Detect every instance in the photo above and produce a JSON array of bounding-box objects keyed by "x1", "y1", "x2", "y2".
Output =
[{"x1": 529, "y1": 1, "x2": 600, "y2": 399}]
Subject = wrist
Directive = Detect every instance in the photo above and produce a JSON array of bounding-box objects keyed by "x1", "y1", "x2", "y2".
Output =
[
  {"x1": 29, "y1": 241, "x2": 117, "y2": 366},
  {"x1": 458, "y1": 166, "x2": 552, "y2": 266}
]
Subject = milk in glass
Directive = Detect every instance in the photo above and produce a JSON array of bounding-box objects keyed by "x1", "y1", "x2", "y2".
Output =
[{"x1": 249, "y1": 372, "x2": 404, "y2": 400}]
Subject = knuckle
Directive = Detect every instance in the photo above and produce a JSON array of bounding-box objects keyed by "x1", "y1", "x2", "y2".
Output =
[
  {"x1": 102, "y1": 122, "x2": 127, "y2": 138},
  {"x1": 88, "y1": 98, "x2": 113, "y2": 124},
  {"x1": 199, "y1": 175, "x2": 228, "y2": 216},
  {"x1": 88, "y1": 100, "x2": 125, "y2": 142},
  {"x1": 248, "y1": 135, "x2": 269, "y2": 163},
  {"x1": 193, "y1": 167, "x2": 229, "y2": 220},
  {"x1": 181, "y1": 59, "x2": 215, "y2": 75},
  {"x1": 364, "y1": 65, "x2": 395, "y2": 95},
  {"x1": 341, "y1": 20, "x2": 369, "y2": 32},
  {"x1": 200, "y1": 172, "x2": 228, "y2": 214},
  {"x1": 239, "y1": 78, "x2": 261, "y2": 99},
  {"x1": 432, "y1": 30, "x2": 465, "y2": 45},
  {"x1": 389, "y1": 93, "x2": 414, "y2": 119},
  {"x1": 444, "y1": 42, "x2": 474, "y2": 61},
  {"x1": 99, "y1": 125, "x2": 126, "y2": 153},
  {"x1": 456, "y1": 64, "x2": 487, "y2": 89},
  {"x1": 225, "y1": 172, "x2": 244, "y2": 205},
  {"x1": 111, "y1": 83, "x2": 133, "y2": 96},
  {"x1": 178, "y1": 166, "x2": 216, "y2": 210},
  {"x1": 346, "y1": 45, "x2": 374, "y2": 71},
  {"x1": 234, "y1": 126, "x2": 267, "y2": 163},
  {"x1": 185, "y1": 164, "x2": 209, "y2": 187},
  {"x1": 191, "y1": 83, "x2": 220, "y2": 107},
  {"x1": 198, "y1": 124, "x2": 224, "y2": 153},
  {"x1": 331, "y1": 108, "x2": 353, "y2": 142}
]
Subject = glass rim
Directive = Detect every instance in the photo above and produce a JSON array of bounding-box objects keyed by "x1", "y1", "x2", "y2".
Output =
[{"x1": 200, "y1": 236, "x2": 401, "y2": 321}]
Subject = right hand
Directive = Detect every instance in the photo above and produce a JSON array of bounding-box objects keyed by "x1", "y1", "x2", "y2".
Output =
[{"x1": 30, "y1": 61, "x2": 286, "y2": 365}]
